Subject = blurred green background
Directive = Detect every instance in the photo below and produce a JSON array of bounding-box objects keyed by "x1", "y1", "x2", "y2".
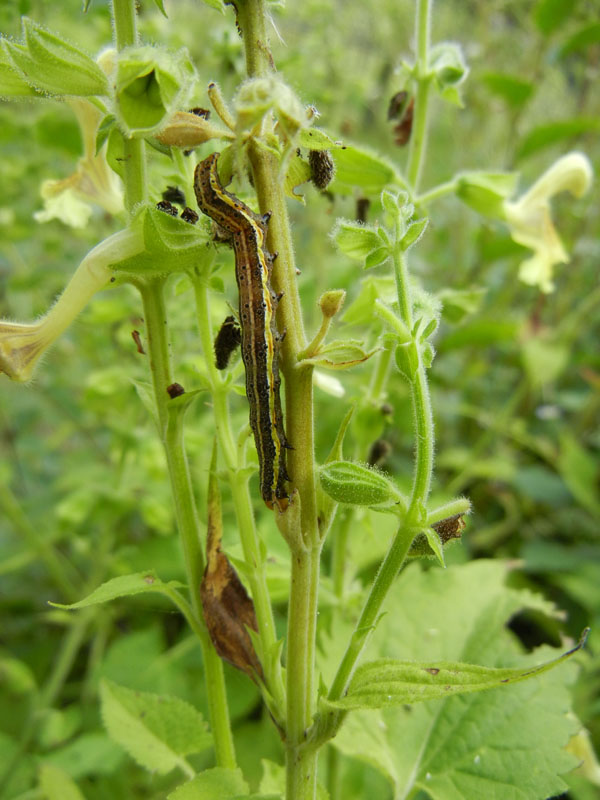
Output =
[{"x1": 0, "y1": 0, "x2": 598, "y2": 798}]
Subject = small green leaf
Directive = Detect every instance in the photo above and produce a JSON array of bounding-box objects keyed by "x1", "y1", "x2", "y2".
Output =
[
  {"x1": 456, "y1": 170, "x2": 519, "y2": 217},
  {"x1": 429, "y1": 41, "x2": 468, "y2": 87},
  {"x1": 319, "y1": 460, "x2": 404, "y2": 507},
  {"x1": 437, "y1": 286, "x2": 486, "y2": 324},
  {"x1": 152, "y1": 0, "x2": 169, "y2": 17},
  {"x1": 400, "y1": 218, "x2": 428, "y2": 251},
  {"x1": 331, "y1": 145, "x2": 397, "y2": 194},
  {"x1": 302, "y1": 340, "x2": 377, "y2": 371},
  {"x1": 516, "y1": 118, "x2": 600, "y2": 160},
  {"x1": 100, "y1": 680, "x2": 212, "y2": 776},
  {"x1": 6, "y1": 18, "x2": 108, "y2": 96},
  {"x1": 323, "y1": 631, "x2": 588, "y2": 711},
  {"x1": 421, "y1": 527, "x2": 445, "y2": 566},
  {"x1": 49, "y1": 571, "x2": 185, "y2": 610},
  {"x1": 0, "y1": 657, "x2": 36, "y2": 694},
  {"x1": 394, "y1": 341, "x2": 419, "y2": 381},
  {"x1": 333, "y1": 220, "x2": 381, "y2": 260},
  {"x1": 481, "y1": 72, "x2": 535, "y2": 108},
  {"x1": 38, "y1": 764, "x2": 86, "y2": 800},
  {"x1": 300, "y1": 127, "x2": 338, "y2": 150},
  {"x1": 0, "y1": 43, "x2": 37, "y2": 96},
  {"x1": 535, "y1": 0, "x2": 576, "y2": 35},
  {"x1": 557, "y1": 433, "x2": 600, "y2": 517},
  {"x1": 167, "y1": 768, "x2": 249, "y2": 799},
  {"x1": 364, "y1": 246, "x2": 391, "y2": 269},
  {"x1": 558, "y1": 22, "x2": 600, "y2": 57}
]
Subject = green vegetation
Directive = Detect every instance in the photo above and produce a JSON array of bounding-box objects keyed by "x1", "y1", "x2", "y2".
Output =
[{"x1": 0, "y1": 1, "x2": 598, "y2": 799}]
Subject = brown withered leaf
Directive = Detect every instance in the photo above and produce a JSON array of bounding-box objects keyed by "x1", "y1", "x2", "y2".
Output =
[{"x1": 200, "y1": 445, "x2": 263, "y2": 681}]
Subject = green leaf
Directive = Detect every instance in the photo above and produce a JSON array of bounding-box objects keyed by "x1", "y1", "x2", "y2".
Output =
[
  {"x1": 331, "y1": 145, "x2": 397, "y2": 194},
  {"x1": 0, "y1": 42, "x2": 37, "y2": 96},
  {"x1": 319, "y1": 460, "x2": 404, "y2": 507},
  {"x1": 41, "y1": 731, "x2": 123, "y2": 779},
  {"x1": 100, "y1": 680, "x2": 212, "y2": 775},
  {"x1": 429, "y1": 42, "x2": 469, "y2": 88},
  {"x1": 324, "y1": 633, "x2": 586, "y2": 711},
  {"x1": 557, "y1": 433, "x2": 600, "y2": 517},
  {"x1": 436, "y1": 286, "x2": 486, "y2": 324},
  {"x1": 535, "y1": 0, "x2": 577, "y2": 35},
  {"x1": 342, "y1": 276, "x2": 396, "y2": 326},
  {"x1": 49, "y1": 571, "x2": 185, "y2": 609},
  {"x1": 481, "y1": 72, "x2": 535, "y2": 108},
  {"x1": 456, "y1": 170, "x2": 519, "y2": 217},
  {"x1": 302, "y1": 340, "x2": 376, "y2": 371},
  {"x1": 521, "y1": 335, "x2": 569, "y2": 385},
  {"x1": 5, "y1": 18, "x2": 108, "y2": 96},
  {"x1": 333, "y1": 221, "x2": 382, "y2": 260},
  {"x1": 558, "y1": 22, "x2": 600, "y2": 57},
  {"x1": 300, "y1": 127, "x2": 338, "y2": 150},
  {"x1": 516, "y1": 117, "x2": 600, "y2": 160},
  {"x1": 38, "y1": 764, "x2": 86, "y2": 800},
  {"x1": 167, "y1": 768, "x2": 249, "y2": 799},
  {"x1": 399, "y1": 218, "x2": 428, "y2": 251},
  {"x1": 152, "y1": 0, "x2": 169, "y2": 17},
  {"x1": 364, "y1": 246, "x2": 391, "y2": 269},
  {"x1": 338, "y1": 560, "x2": 581, "y2": 799},
  {"x1": 0, "y1": 657, "x2": 37, "y2": 694}
]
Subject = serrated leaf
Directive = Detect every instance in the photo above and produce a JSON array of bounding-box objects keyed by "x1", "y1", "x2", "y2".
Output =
[
  {"x1": 167, "y1": 768, "x2": 249, "y2": 799},
  {"x1": 100, "y1": 680, "x2": 212, "y2": 775},
  {"x1": 339, "y1": 560, "x2": 581, "y2": 799},
  {"x1": 302, "y1": 340, "x2": 376, "y2": 370},
  {"x1": 38, "y1": 764, "x2": 86, "y2": 800},
  {"x1": 324, "y1": 633, "x2": 585, "y2": 711},
  {"x1": 516, "y1": 118, "x2": 600, "y2": 160},
  {"x1": 331, "y1": 145, "x2": 397, "y2": 194},
  {"x1": 49, "y1": 571, "x2": 185, "y2": 609}
]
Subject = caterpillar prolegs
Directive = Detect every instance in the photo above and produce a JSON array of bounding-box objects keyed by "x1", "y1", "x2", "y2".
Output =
[{"x1": 194, "y1": 152, "x2": 290, "y2": 509}]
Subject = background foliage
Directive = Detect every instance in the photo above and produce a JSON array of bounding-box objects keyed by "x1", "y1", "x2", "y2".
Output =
[{"x1": 0, "y1": 0, "x2": 598, "y2": 798}]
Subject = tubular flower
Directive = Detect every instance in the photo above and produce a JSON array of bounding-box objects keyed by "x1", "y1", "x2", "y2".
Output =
[
  {"x1": 0, "y1": 229, "x2": 142, "y2": 381},
  {"x1": 34, "y1": 98, "x2": 123, "y2": 228},
  {"x1": 502, "y1": 152, "x2": 593, "y2": 293}
]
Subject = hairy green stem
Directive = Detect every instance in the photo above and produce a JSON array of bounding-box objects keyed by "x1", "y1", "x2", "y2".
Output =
[
  {"x1": 236, "y1": 1, "x2": 321, "y2": 795},
  {"x1": 112, "y1": 0, "x2": 148, "y2": 212},
  {"x1": 139, "y1": 279, "x2": 236, "y2": 768}
]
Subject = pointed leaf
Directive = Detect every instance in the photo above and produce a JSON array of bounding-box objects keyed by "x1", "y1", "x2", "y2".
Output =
[
  {"x1": 100, "y1": 680, "x2": 212, "y2": 775},
  {"x1": 49, "y1": 571, "x2": 185, "y2": 609},
  {"x1": 167, "y1": 768, "x2": 249, "y2": 799},
  {"x1": 38, "y1": 764, "x2": 86, "y2": 800}
]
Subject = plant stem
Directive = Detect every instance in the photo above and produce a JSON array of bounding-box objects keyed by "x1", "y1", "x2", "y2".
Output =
[
  {"x1": 139, "y1": 279, "x2": 236, "y2": 769},
  {"x1": 112, "y1": 0, "x2": 148, "y2": 212},
  {"x1": 191, "y1": 275, "x2": 286, "y2": 719},
  {"x1": 236, "y1": 1, "x2": 321, "y2": 795},
  {"x1": 406, "y1": 0, "x2": 433, "y2": 192}
]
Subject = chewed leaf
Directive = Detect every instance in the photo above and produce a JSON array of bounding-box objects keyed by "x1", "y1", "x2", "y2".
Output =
[
  {"x1": 323, "y1": 629, "x2": 588, "y2": 711},
  {"x1": 49, "y1": 571, "x2": 185, "y2": 610}
]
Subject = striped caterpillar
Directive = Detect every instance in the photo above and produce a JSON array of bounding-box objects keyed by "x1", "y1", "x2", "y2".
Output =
[{"x1": 194, "y1": 152, "x2": 290, "y2": 509}]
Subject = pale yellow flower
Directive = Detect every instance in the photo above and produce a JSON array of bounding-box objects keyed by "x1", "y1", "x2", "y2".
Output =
[
  {"x1": 0, "y1": 229, "x2": 141, "y2": 381},
  {"x1": 34, "y1": 98, "x2": 123, "y2": 228},
  {"x1": 503, "y1": 152, "x2": 593, "y2": 293}
]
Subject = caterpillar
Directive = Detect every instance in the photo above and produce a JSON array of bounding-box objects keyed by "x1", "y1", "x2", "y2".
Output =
[{"x1": 194, "y1": 152, "x2": 290, "y2": 509}]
